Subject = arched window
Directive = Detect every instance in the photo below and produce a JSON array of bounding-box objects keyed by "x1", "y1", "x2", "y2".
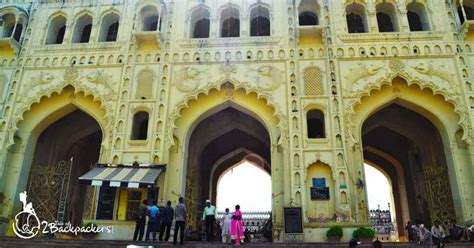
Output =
[
  {"x1": 220, "y1": 6, "x2": 240, "y2": 37},
  {"x1": 13, "y1": 23, "x2": 23, "y2": 42},
  {"x1": 1, "y1": 13, "x2": 15, "y2": 38},
  {"x1": 346, "y1": 3, "x2": 367, "y2": 33},
  {"x1": 299, "y1": 12, "x2": 318, "y2": 26},
  {"x1": 250, "y1": 5, "x2": 270, "y2": 36},
  {"x1": 298, "y1": 0, "x2": 319, "y2": 26},
  {"x1": 140, "y1": 6, "x2": 159, "y2": 31},
  {"x1": 407, "y1": 2, "x2": 430, "y2": 31},
  {"x1": 376, "y1": 3, "x2": 398, "y2": 32},
  {"x1": 72, "y1": 14, "x2": 92, "y2": 43},
  {"x1": 307, "y1": 109, "x2": 325, "y2": 139},
  {"x1": 99, "y1": 12, "x2": 120, "y2": 42},
  {"x1": 46, "y1": 15, "x2": 67, "y2": 44},
  {"x1": 131, "y1": 111, "x2": 149, "y2": 140},
  {"x1": 190, "y1": 7, "x2": 210, "y2": 38}
]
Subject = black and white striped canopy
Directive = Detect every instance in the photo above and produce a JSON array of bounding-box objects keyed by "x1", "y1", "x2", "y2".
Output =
[{"x1": 79, "y1": 163, "x2": 166, "y2": 188}]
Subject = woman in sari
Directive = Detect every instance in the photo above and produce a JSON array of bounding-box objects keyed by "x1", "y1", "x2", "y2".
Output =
[
  {"x1": 221, "y1": 208, "x2": 232, "y2": 244},
  {"x1": 231, "y1": 205, "x2": 245, "y2": 245}
]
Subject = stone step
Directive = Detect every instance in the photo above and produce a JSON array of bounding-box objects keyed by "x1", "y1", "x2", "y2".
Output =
[{"x1": 0, "y1": 237, "x2": 472, "y2": 248}]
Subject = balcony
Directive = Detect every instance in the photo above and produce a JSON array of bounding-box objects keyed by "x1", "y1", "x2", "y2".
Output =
[
  {"x1": 133, "y1": 31, "x2": 161, "y2": 49},
  {"x1": 0, "y1": 37, "x2": 21, "y2": 56},
  {"x1": 297, "y1": 24, "x2": 324, "y2": 38}
]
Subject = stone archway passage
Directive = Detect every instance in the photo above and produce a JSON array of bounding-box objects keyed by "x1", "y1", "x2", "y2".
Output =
[
  {"x1": 185, "y1": 107, "x2": 271, "y2": 229},
  {"x1": 26, "y1": 109, "x2": 102, "y2": 227},
  {"x1": 362, "y1": 103, "x2": 456, "y2": 233}
]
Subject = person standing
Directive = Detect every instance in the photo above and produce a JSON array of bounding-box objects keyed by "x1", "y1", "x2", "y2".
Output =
[
  {"x1": 431, "y1": 221, "x2": 446, "y2": 248},
  {"x1": 173, "y1": 197, "x2": 186, "y2": 245},
  {"x1": 159, "y1": 200, "x2": 174, "y2": 242},
  {"x1": 231, "y1": 205, "x2": 244, "y2": 246},
  {"x1": 202, "y1": 200, "x2": 217, "y2": 241},
  {"x1": 373, "y1": 237, "x2": 382, "y2": 248},
  {"x1": 221, "y1": 208, "x2": 232, "y2": 244},
  {"x1": 405, "y1": 221, "x2": 415, "y2": 242},
  {"x1": 133, "y1": 199, "x2": 148, "y2": 241},
  {"x1": 414, "y1": 224, "x2": 432, "y2": 248},
  {"x1": 145, "y1": 200, "x2": 160, "y2": 241}
]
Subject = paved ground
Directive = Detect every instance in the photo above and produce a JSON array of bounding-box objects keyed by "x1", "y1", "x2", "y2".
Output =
[{"x1": 0, "y1": 237, "x2": 473, "y2": 248}]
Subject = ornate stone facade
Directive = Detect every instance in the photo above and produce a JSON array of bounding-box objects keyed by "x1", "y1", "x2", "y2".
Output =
[{"x1": 0, "y1": 0, "x2": 473, "y2": 242}]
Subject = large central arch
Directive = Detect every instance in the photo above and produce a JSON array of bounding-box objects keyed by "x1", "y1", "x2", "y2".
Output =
[{"x1": 165, "y1": 84, "x2": 285, "y2": 230}]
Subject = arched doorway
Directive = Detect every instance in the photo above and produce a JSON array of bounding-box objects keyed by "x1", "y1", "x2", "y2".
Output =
[
  {"x1": 25, "y1": 109, "x2": 102, "y2": 226},
  {"x1": 361, "y1": 99, "x2": 456, "y2": 238},
  {"x1": 185, "y1": 106, "x2": 271, "y2": 228},
  {"x1": 3, "y1": 87, "x2": 107, "y2": 228}
]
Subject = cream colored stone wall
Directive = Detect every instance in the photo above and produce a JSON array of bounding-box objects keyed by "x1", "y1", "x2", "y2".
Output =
[{"x1": 0, "y1": 0, "x2": 472, "y2": 242}]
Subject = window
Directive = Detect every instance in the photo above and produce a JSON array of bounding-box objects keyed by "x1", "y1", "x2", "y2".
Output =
[
  {"x1": 131, "y1": 111, "x2": 149, "y2": 140},
  {"x1": 46, "y1": 15, "x2": 67, "y2": 44},
  {"x1": 250, "y1": 5, "x2": 270, "y2": 36},
  {"x1": 13, "y1": 23, "x2": 23, "y2": 42},
  {"x1": 407, "y1": 2, "x2": 430, "y2": 31},
  {"x1": 140, "y1": 6, "x2": 159, "y2": 31},
  {"x1": 126, "y1": 191, "x2": 142, "y2": 221},
  {"x1": 299, "y1": 11, "x2": 318, "y2": 26},
  {"x1": 99, "y1": 12, "x2": 120, "y2": 42},
  {"x1": 307, "y1": 109, "x2": 325, "y2": 139},
  {"x1": 346, "y1": 3, "x2": 367, "y2": 33},
  {"x1": 96, "y1": 187, "x2": 116, "y2": 220},
  {"x1": 298, "y1": 0, "x2": 319, "y2": 26},
  {"x1": 72, "y1": 14, "x2": 92, "y2": 43},
  {"x1": 190, "y1": 7, "x2": 210, "y2": 38},
  {"x1": 458, "y1": 1, "x2": 474, "y2": 24},
  {"x1": 1, "y1": 13, "x2": 15, "y2": 38},
  {"x1": 220, "y1": 6, "x2": 240, "y2": 37},
  {"x1": 376, "y1": 3, "x2": 398, "y2": 32}
]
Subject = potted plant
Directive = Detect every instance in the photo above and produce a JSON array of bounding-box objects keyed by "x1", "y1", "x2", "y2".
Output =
[
  {"x1": 352, "y1": 227, "x2": 375, "y2": 243},
  {"x1": 326, "y1": 225, "x2": 343, "y2": 242}
]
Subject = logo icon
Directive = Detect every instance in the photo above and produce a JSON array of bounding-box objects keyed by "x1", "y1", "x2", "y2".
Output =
[{"x1": 12, "y1": 191, "x2": 41, "y2": 239}]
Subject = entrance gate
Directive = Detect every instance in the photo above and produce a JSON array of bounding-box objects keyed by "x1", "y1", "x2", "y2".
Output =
[{"x1": 27, "y1": 160, "x2": 73, "y2": 223}]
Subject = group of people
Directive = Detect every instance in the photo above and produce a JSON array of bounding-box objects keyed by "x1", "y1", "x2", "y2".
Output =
[
  {"x1": 202, "y1": 200, "x2": 245, "y2": 245},
  {"x1": 405, "y1": 219, "x2": 474, "y2": 248},
  {"x1": 133, "y1": 198, "x2": 246, "y2": 245},
  {"x1": 133, "y1": 197, "x2": 186, "y2": 245}
]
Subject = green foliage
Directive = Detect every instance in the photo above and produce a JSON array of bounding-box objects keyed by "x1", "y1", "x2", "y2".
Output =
[
  {"x1": 326, "y1": 226, "x2": 343, "y2": 238},
  {"x1": 352, "y1": 227, "x2": 375, "y2": 239}
]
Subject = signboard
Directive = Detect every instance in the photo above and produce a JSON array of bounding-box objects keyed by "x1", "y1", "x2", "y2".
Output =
[
  {"x1": 312, "y1": 178, "x2": 326, "y2": 188},
  {"x1": 310, "y1": 187, "x2": 330, "y2": 200},
  {"x1": 284, "y1": 207, "x2": 303, "y2": 233}
]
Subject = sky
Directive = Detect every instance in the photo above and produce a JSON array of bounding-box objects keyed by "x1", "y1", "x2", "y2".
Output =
[
  {"x1": 216, "y1": 161, "x2": 393, "y2": 216},
  {"x1": 364, "y1": 163, "x2": 393, "y2": 211},
  {"x1": 216, "y1": 161, "x2": 272, "y2": 211}
]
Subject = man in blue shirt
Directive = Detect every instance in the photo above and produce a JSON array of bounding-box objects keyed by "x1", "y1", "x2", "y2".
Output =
[{"x1": 146, "y1": 200, "x2": 160, "y2": 241}]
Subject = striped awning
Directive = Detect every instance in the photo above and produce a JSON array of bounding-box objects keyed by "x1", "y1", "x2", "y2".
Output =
[{"x1": 79, "y1": 163, "x2": 166, "y2": 188}]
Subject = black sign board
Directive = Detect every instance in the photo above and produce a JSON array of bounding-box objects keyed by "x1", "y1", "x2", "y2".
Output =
[
  {"x1": 310, "y1": 187, "x2": 330, "y2": 200},
  {"x1": 284, "y1": 207, "x2": 303, "y2": 233}
]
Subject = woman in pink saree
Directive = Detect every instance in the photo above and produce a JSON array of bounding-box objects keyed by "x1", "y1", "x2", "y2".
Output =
[{"x1": 231, "y1": 205, "x2": 244, "y2": 245}]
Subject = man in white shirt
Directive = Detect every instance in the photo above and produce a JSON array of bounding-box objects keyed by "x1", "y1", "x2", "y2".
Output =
[
  {"x1": 202, "y1": 199, "x2": 217, "y2": 241},
  {"x1": 431, "y1": 220, "x2": 446, "y2": 248}
]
